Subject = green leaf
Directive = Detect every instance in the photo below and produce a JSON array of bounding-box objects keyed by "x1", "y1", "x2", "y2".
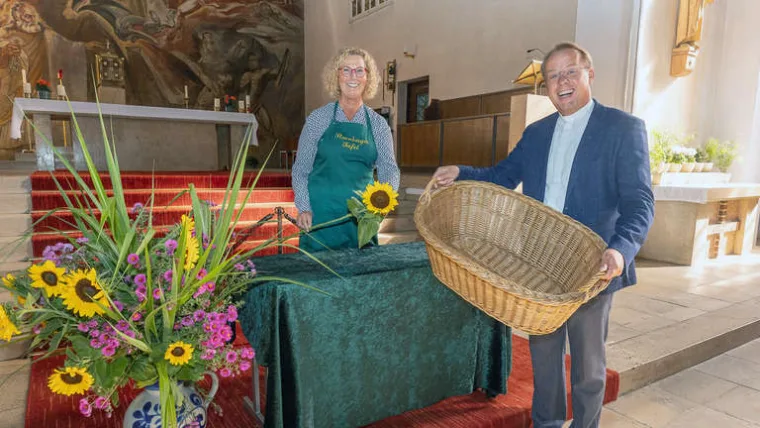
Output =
[
  {"x1": 347, "y1": 197, "x2": 365, "y2": 218},
  {"x1": 94, "y1": 359, "x2": 110, "y2": 388},
  {"x1": 357, "y1": 217, "x2": 380, "y2": 248},
  {"x1": 110, "y1": 356, "x2": 129, "y2": 379}
]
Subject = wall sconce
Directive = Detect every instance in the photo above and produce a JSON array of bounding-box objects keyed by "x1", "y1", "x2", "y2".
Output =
[
  {"x1": 385, "y1": 60, "x2": 396, "y2": 92},
  {"x1": 403, "y1": 45, "x2": 416, "y2": 59}
]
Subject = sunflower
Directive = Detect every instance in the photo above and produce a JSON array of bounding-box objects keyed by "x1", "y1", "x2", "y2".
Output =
[
  {"x1": 181, "y1": 214, "x2": 195, "y2": 235},
  {"x1": 0, "y1": 306, "x2": 21, "y2": 342},
  {"x1": 61, "y1": 269, "x2": 109, "y2": 318},
  {"x1": 361, "y1": 182, "x2": 399, "y2": 215},
  {"x1": 2, "y1": 273, "x2": 25, "y2": 305},
  {"x1": 28, "y1": 260, "x2": 66, "y2": 298},
  {"x1": 48, "y1": 367, "x2": 93, "y2": 396},
  {"x1": 165, "y1": 341, "x2": 194, "y2": 366},
  {"x1": 184, "y1": 235, "x2": 200, "y2": 270}
]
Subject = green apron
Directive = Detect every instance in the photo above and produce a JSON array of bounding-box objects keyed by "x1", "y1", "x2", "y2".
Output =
[{"x1": 299, "y1": 102, "x2": 378, "y2": 252}]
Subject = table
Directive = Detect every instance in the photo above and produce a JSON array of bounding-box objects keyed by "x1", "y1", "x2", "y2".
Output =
[
  {"x1": 11, "y1": 98, "x2": 257, "y2": 171},
  {"x1": 639, "y1": 183, "x2": 760, "y2": 265},
  {"x1": 238, "y1": 241, "x2": 511, "y2": 428}
]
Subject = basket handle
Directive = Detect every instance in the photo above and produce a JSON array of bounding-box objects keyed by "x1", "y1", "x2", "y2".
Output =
[
  {"x1": 419, "y1": 178, "x2": 438, "y2": 205},
  {"x1": 583, "y1": 275, "x2": 610, "y2": 302}
]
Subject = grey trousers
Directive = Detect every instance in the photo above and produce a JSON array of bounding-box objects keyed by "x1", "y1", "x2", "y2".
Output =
[{"x1": 529, "y1": 292, "x2": 614, "y2": 428}]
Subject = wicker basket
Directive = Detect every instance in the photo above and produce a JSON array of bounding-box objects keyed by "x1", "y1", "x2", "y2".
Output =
[{"x1": 414, "y1": 180, "x2": 610, "y2": 335}]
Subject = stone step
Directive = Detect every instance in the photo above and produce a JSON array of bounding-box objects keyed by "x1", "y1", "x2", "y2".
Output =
[
  {"x1": 0, "y1": 261, "x2": 29, "y2": 276},
  {"x1": 379, "y1": 215, "x2": 417, "y2": 233},
  {"x1": 0, "y1": 237, "x2": 32, "y2": 263},
  {"x1": 0, "y1": 214, "x2": 31, "y2": 237},
  {"x1": 0, "y1": 174, "x2": 31, "y2": 192},
  {"x1": 0, "y1": 192, "x2": 31, "y2": 214},
  {"x1": 392, "y1": 203, "x2": 416, "y2": 216},
  {"x1": 14, "y1": 151, "x2": 37, "y2": 163},
  {"x1": 378, "y1": 231, "x2": 421, "y2": 245}
]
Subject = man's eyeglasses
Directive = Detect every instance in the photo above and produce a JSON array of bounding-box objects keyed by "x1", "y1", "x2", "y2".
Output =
[
  {"x1": 339, "y1": 66, "x2": 368, "y2": 78},
  {"x1": 546, "y1": 66, "x2": 588, "y2": 83}
]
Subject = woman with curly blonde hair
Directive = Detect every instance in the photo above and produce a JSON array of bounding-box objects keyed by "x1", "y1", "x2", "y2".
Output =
[{"x1": 292, "y1": 47, "x2": 400, "y2": 252}]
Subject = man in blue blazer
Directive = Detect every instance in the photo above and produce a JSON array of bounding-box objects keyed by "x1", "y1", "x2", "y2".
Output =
[{"x1": 433, "y1": 42, "x2": 654, "y2": 428}]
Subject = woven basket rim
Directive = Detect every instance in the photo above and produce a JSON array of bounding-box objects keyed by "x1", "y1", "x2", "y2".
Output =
[{"x1": 414, "y1": 180, "x2": 609, "y2": 304}]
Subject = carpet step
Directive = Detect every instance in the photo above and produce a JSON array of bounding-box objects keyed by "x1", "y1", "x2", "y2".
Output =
[
  {"x1": 0, "y1": 261, "x2": 30, "y2": 275},
  {"x1": 30, "y1": 188, "x2": 294, "y2": 212},
  {"x1": 378, "y1": 231, "x2": 422, "y2": 245},
  {"x1": 0, "y1": 192, "x2": 31, "y2": 213},
  {"x1": 31, "y1": 220, "x2": 300, "y2": 257},
  {"x1": 30, "y1": 203, "x2": 297, "y2": 233},
  {"x1": 0, "y1": 214, "x2": 31, "y2": 237},
  {"x1": 30, "y1": 170, "x2": 292, "y2": 191}
]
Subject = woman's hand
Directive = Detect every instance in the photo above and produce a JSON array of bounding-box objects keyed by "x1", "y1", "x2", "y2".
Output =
[
  {"x1": 432, "y1": 166, "x2": 460, "y2": 188},
  {"x1": 296, "y1": 211, "x2": 313, "y2": 231}
]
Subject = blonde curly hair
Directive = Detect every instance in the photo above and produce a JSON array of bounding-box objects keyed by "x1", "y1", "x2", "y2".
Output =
[{"x1": 322, "y1": 47, "x2": 380, "y2": 100}]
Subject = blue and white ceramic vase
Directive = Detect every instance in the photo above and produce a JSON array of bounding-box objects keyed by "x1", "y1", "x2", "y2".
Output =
[{"x1": 123, "y1": 372, "x2": 219, "y2": 428}]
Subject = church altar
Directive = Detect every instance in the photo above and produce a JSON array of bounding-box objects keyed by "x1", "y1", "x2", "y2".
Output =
[
  {"x1": 238, "y1": 241, "x2": 511, "y2": 428},
  {"x1": 639, "y1": 183, "x2": 760, "y2": 265},
  {"x1": 11, "y1": 98, "x2": 257, "y2": 171}
]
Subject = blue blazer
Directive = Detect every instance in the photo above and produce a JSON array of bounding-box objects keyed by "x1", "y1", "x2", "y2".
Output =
[{"x1": 458, "y1": 100, "x2": 655, "y2": 293}]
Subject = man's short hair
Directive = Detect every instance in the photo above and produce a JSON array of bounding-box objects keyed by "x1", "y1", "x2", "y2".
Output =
[{"x1": 540, "y1": 42, "x2": 594, "y2": 78}]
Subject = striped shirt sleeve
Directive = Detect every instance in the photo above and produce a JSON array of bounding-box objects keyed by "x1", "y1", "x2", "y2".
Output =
[{"x1": 291, "y1": 103, "x2": 400, "y2": 213}]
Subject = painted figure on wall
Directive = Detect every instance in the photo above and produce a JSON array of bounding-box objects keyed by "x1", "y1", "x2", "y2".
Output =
[
  {"x1": 2, "y1": 0, "x2": 304, "y2": 160},
  {"x1": 0, "y1": 0, "x2": 50, "y2": 159}
]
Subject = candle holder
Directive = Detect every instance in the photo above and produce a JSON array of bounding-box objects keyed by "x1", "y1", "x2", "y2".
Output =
[
  {"x1": 23, "y1": 84, "x2": 32, "y2": 99},
  {"x1": 213, "y1": 98, "x2": 221, "y2": 112}
]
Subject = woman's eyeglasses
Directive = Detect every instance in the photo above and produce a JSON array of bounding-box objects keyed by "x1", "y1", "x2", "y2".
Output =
[{"x1": 339, "y1": 66, "x2": 368, "y2": 78}]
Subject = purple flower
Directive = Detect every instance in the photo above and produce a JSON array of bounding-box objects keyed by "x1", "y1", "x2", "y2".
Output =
[
  {"x1": 225, "y1": 351, "x2": 238, "y2": 363},
  {"x1": 132, "y1": 312, "x2": 143, "y2": 322},
  {"x1": 219, "y1": 368, "x2": 232, "y2": 378},
  {"x1": 193, "y1": 285, "x2": 207, "y2": 299},
  {"x1": 77, "y1": 323, "x2": 90, "y2": 333},
  {"x1": 181, "y1": 317, "x2": 194, "y2": 327},
  {"x1": 234, "y1": 263, "x2": 245, "y2": 271},
  {"x1": 113, "y1": 300, "x2": 124, "y2": 312},
  {"x1": 239, "y1": 361, "x2": 251, "y2": 371},
  {"x1": 89, "y1": 330, "x2": 100, "y2": 338},
  {"x1": 127, "y1": 253, "x2": 140, "y2": 266},
  {"x1": 102, "y1": 325, "x2": 114, "y2": 334},
  {"x1": 79, "y1": 399, "x2": 92, "y2": 417},
  {"x1": 163, "y1": 270, "x2": 173, "y2": 282},
  {"x1": 205, "y1": 282, "x2": 216, "y2": 292},
  {"x1": 76, "y1": 237, "x2": 89, "y2": 244},
  {"x1": 194, "y1": 310, "x2": 206, "y2": 322},
  {"x1": 196, "y1": 269, "x2": 207, "y2": 280},
  {"x1": 62, "y1": 243, "x2": 74, "y2": 253},
  {"x1": 135, "y1": 285, "x2": 147, "y2": 302},
  {"x1": 165, "y1": 239, "x2": 178, "y2": 255},
  {"x1": 33, "y1": 324, "x2": 43, "y2": 334},
  {"x1": 134, "y1": 274, "x2": 147, "y2": 287},
  {"x1": 87, "y1": 320, "x2": 99, "y2": 328},
  {"x1": 201, "y1": 349, "x2": 216, "y2": 360},
  {"x1": 241, "y1": 347, "x2": 255, "y2": 360},
  {"x1": 90, "y1": 339, "x2": 102, "y2": 349},
  {"x1": 153, "y1": 288, "x2": 162, "y2": 300},
  {"x1": 131, "y1": 202, "x2": 144, "y2": 214},
  {"x1": 116, "y1": 320, "x2": 130, "y2": 332}
]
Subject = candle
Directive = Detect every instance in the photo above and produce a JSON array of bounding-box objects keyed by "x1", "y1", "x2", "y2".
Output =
[
  {"x1": 213, "y1": 98, "x2": 221, "y2": 111},
  {"x1": 184, "y1": 85, "x2": 189, "y2": 98},
  {"x1": 23, "y1": 82, "x2": 31, "y2": 95},
  {"x1": 238, "y1": 100, "x2": 245, "y2": 113},
  {"x1": 245, "y1": 94, "x2": 251, "y2": 106},
  {"x1": 21, "y1": 69, "x2": 27, "y2": 85},
  {"x1": 57, "y1": 84, "x2": 66, "y2": 98}
]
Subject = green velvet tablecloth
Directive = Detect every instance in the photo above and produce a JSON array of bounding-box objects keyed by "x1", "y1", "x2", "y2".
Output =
[{"x1": 238, "y1": 241, "x2": 511, "y2": 428}]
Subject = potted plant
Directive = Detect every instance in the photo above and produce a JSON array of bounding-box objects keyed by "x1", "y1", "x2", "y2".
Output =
[
  {"x1": 667, "y1": 146, "x2": 685, "y2": 173},
  {"x1": 704, "y1": 138, "x2": 737, "y2": 173},
  {"x1": 694, "y1": 148, "x2": 707, "y2": 172},
  {"x1": 649, "y1": 130, "x2": 671, "y2": 176},
  {"x1": 223, "y1": 95, "x2": 237, "y2": 112},
  {"x1": 36, "y1": 79, "x2": 51, "y2": 99},
  {"x1": 681, "y1": 147, "x2": 697, "y2": 173}
]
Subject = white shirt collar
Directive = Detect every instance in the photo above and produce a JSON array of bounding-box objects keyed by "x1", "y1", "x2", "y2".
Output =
[{"x1": 558, "y1": 98, "x2": 594, "y2": 124}]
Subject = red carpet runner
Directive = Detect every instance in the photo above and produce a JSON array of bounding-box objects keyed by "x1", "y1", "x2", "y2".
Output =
[{"x1": 26, "y1": 333, "x2": 618, "y2": 428}]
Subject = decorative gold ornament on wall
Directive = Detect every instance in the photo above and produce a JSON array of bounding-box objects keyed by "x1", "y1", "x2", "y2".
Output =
[{"x1": 671, "y1": 0, "x2": 715, "y2": 77}]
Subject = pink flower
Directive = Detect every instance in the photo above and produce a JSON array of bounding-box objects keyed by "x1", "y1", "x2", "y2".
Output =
[
  {"x1": 134, "y1": 274, "x2": 147, "y2": 287},
  {"x1": 112, "y1": 300, "x2": 124, "y2": 312},
  {"x1": 94, "y1": 396, "x2": 109, "y2": 410},
  {"x1": 234, "y1": 263, "x2": 245, "y2": 271},
  {"x1": 101, "y1": 345, "x2": 116, "y2": 357},
  {"x1": 90, "y1": 339, "x2": 102, "y2": 349},
  {"x1": 127, "y1": 253, "x2": 140, "y2": 266},
  {"x1": 239, "y1": 361, "x2": 251, "y2": 371},
  {"x1": 77, "y1": 323, "x2": 89, "y2": 333},
  {"x1": 89, "y1": 330, "x2": 100, "y2": 338},
  {"x1": 153, "y1": 288, "x2": 162, "y2": 300},
  {"x1": 163, "y1": 270, "x2": 173, "y2": 282},
  {"x1": 165, "y1": 239, "x2": 178, "y2": 255},
  {"x1": 87, "y1": 320, "x2": 98, "y2": 328},
  {"x1": 33, "y1": 324, "x2": 43, "y2": 334},
  {"x1": 196, "y1": 269, "x2": 207, "y2": 280},
  {"x1": 193, "y1": 310, "x2": 206, "y2": 322},
  {"x1": 116, "y1": 320, "x2": 130, "y2": 331},
  {"x1": 132, "y1": 312, "x2": 142, "y2": 322},
  {"x1": 79, "y1": 398, "x2": 92, "y2": 417},
  {"x1": 227, "y1": 306, "x2": 238, "y2": 322},
  {"x1": 205, "y1": 282, "x2": 216, "y2": 292},
  {"x1": 219, "y1": 368, "x2": 232, "y2": 378},
  {"x1": 241, "y1": 347, "x2": 255, "y2": 360},
  {"x1": 201, "y1": 349, "x2": 216, "y2": 360},
  {"x1": 225, "y1": 351, "x2": 238, "y2": 364}
]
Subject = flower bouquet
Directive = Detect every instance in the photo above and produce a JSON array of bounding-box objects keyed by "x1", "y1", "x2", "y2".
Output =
[
  {"x1": 36, "y1": 78, "x2": 51, "y2": 99},
  {"x1": 347, "y1": 181, "x2": 399, "y2": 248},
  {"x1": 0, "y1": 100, "x2": 316, "y2": 427}
]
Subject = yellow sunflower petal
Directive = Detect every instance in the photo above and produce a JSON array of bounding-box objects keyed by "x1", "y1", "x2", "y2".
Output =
[
  {"x1": 165, "y1": 341, "x2": 194, "y2": 366},
  {"x1": 0, "y1": 306, "x2": 21, "y2": 342},
  {"x1": 48, "y1": 367, "x2": 93, "y2": 396},
  {"x1": 2, "y1": 274, "x2": 25, "y2": 305},
  {"x1": 361, "y1": 182, "x2": 399, "y2": 215},
  {"x1": 28, "y1": 260, "x2": 67, "y2": 298},
  {"x1": 181, "y1": 214, "x2": 195, "y2": 237},
  {"x1": 184, "y1": 235, "x2": 200, "y2": 270},
  {"x1": 61, "y1": 269, "x2": 109, "y2": 318}
]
